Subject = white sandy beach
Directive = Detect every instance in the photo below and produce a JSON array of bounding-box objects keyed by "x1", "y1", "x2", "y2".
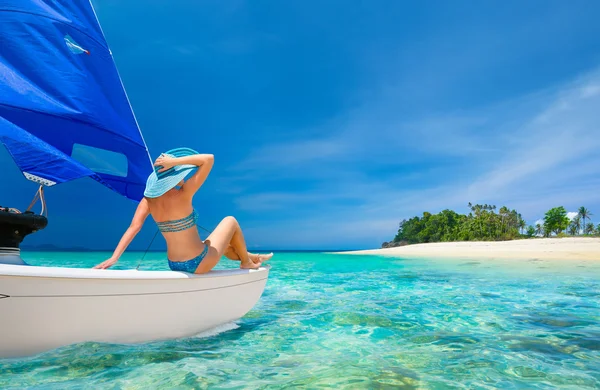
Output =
[{"x1": 338, "y1": 237, "x2": 600, "y2": 261}]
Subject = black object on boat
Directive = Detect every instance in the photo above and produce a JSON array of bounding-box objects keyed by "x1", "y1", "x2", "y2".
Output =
[{"x1": 0, "y1": 207, "x2": 48, "y2": 248}]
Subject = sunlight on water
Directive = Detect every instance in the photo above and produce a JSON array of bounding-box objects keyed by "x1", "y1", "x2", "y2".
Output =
[{"x1": 1, "y1": 252, "x2": 599, "y2": 389}]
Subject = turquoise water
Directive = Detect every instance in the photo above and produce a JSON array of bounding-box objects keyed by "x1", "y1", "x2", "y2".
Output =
[{"x1": 1, "y1": 252, "x2": 599, "y2": 389}]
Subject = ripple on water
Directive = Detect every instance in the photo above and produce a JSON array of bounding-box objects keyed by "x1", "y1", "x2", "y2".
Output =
[
  {"x1": 514, "y1": 313, "x2": 594, "y2": 329},
  {"x1": 503, "y1": 335, "x2": 579, "y2": 358},
  {"x1": 458, "y1": 261, "x2": 481, "y2": 267}
]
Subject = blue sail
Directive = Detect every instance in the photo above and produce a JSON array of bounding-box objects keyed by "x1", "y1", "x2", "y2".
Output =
[
  {"x1": 0, "y1": 0, "x2": 152, "y2": 201},
  {"x1": 0, "y1": 116, "x2": 96, "y2": 186}
]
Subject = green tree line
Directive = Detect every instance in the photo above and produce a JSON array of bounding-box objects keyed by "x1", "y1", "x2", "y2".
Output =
[{"x1": 389, "y1": 204, "x2": 599, "y2": 246}]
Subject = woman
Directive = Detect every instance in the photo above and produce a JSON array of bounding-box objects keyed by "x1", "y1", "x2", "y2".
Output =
[{"x1": 93, "y1": 147, "x2": 272, "y2": 273}]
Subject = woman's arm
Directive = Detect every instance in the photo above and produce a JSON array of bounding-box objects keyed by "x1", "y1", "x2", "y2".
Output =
[
  {"x1": 165, "y1": 154, "x2": 214, "y2": 168},
  {"x1": 154, "y1": 153, "x2": 214, "y2": 171},
  {"x1": 93, "y1": 198, "x2": 150, "y2": 269},
  {"x1": 154, "y1": 153, "x2": 215, "y2": 196}
]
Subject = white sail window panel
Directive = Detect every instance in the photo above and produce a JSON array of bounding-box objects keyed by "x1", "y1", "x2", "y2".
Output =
[{"x1": 71, "y1": 144, "x2": 128, "y2": 177}]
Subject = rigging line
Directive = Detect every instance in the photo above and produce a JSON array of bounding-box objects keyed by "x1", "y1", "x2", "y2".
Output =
[
  {"x1": 25, "y1": 186, "x2": 41, "y2": 212},
  {"x1": 198, "y1": 224, "x2": 211, "y2": 234},
  {"x1": 39, "y1": 186, "x2": 47, "y2": 217},
  {"x1": 136, "y1": 229, "x2": 159, "y2": 271},
  {"x1": 25, "y1": 185, "x2": 47, "y2": 216}
]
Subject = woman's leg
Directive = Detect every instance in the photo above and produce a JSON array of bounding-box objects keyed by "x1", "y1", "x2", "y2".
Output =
[
  {"x1": 224, "y1": 245, "x2": 241, "y2": 261},
  {"x1": 195, "y1": 216, "x2": 257, "y2": 274},
  {"x1": 223, "y1": 245, "x2": 273, "y2": 263}
]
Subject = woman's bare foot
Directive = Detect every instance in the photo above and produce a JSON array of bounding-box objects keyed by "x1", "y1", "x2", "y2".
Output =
[
  {"x1": 240, "y1": 260, "x2": 261, "y2": 269},
  {"x1": 248, "y1": 252, "x2": 273, "y2": 263}
]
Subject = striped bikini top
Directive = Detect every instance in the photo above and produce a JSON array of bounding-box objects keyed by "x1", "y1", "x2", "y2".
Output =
[{"x1": 155, "y1": 210, "x2": 200, "y2": 233}]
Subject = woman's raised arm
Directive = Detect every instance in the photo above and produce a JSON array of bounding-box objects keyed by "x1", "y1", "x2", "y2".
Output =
[{"x1": 154, "y1": 153, "x2": 215, "y2": 197}]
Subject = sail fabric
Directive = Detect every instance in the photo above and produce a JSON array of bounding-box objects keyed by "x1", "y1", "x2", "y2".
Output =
[
  {"x1": 0, "y1": 116, "x2": 96, "y2": 186},
  {"x1": 0, "y1": 0, "x2": 152, "y2": 201}
]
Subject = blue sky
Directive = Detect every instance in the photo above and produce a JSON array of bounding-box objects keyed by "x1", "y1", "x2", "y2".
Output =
[{"x1": 2, "y1": 0, "x2": 600, "y2": 250}]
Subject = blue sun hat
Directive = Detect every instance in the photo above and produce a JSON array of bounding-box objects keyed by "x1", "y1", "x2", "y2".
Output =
[{"x1": 144, "y1": 147, "x2": 199, "y2": 198}]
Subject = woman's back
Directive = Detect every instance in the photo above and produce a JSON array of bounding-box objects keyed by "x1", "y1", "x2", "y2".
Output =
[{"x1": 146, "y1": 191, "x2": 205, "y2": 262}]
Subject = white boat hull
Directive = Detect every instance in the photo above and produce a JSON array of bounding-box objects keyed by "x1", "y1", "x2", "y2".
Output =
[{"x1": 0, "y1": 264, "x2": 269, "y2": 358}]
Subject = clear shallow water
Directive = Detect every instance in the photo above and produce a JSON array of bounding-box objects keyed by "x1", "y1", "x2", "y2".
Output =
[{"x1": 1, "y1": 252, "x2": 599, "y2": 389}]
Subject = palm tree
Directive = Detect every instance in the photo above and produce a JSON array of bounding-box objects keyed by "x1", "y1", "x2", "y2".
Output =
[
  {"x1": 568, "y1": 223, "x2": 578, "y2": 236},
  {"x1": 585, "y1": 222, "x2": 595, "y2": 235},
  {"x1": 535, "y1": 223, "x2": 543, "y2": 237},
  {"x1": 571, "y1": 215, "x2": 581, "y2": 236},
  {"x1": 578, "y1": 207, "x2": 592, "y2": 235},
  {"x1": 499, "y1": 206, "x2": 509, "y2": 236},
  {"x1": 518, "y1": 216, "x2": 526, "y2": 235}
]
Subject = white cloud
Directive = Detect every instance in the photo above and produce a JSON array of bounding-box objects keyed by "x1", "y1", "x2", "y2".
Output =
[
  {"x1": 226, "y1": 67, "x2": 600, "y2": 248},
  {"x1": 567, "y1": 212, "x2": 579, "y2": 221},
  {"x1": 465, "y1": 71, "x2": 600, "y2": 202}
]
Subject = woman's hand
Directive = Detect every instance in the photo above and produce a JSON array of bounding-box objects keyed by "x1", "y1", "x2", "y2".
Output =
[
  {"x1": 93, "y1": 257, "x2": 118, "y2": 269},
  {"x1": 154, "y1": 154, "x2": 179, "y2": 172}
]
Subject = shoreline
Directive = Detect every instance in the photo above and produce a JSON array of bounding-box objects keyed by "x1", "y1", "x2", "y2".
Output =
[{"x1": 333, "y1": 237, "x2": 600, "y2": 261}]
